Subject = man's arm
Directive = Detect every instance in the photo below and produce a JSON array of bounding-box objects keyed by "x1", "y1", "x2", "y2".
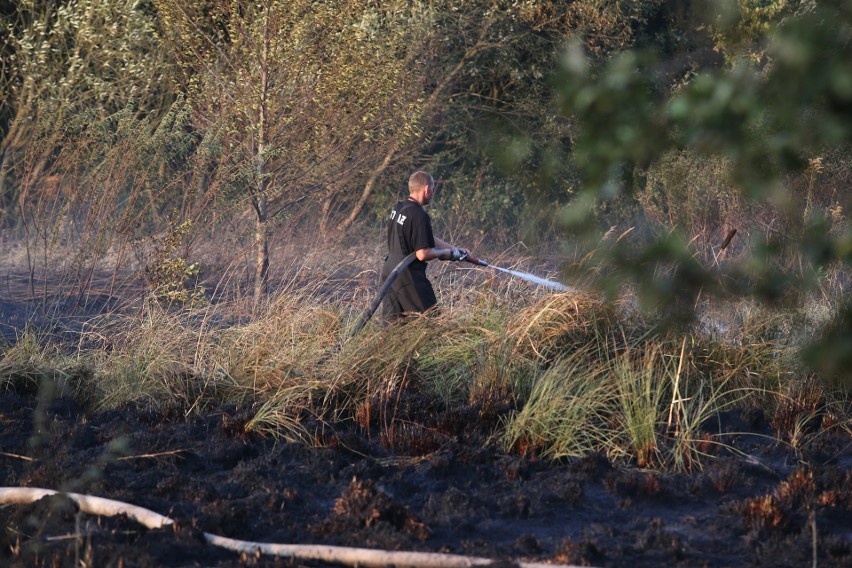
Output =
[
  {"x1": 415, "y1": 246, "x2": 451, "y2": 261},
  {"x1": 415, "y1": 237, "x2": 470, "y2": 262}
]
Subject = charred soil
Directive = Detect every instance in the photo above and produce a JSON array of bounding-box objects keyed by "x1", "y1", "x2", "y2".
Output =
[{"x1": 2, "y1": 388, "x2": 852, "y2": 567}]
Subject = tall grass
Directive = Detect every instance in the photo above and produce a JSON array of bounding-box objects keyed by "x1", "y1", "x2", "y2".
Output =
[
  {"x1": 501, "y1": 347, "x2": 615, "y2": 459},
  {"x1": 610, "y1": 345, "x2": 671, "y2": 468},
  {"x1": 3, "y1": 260, "x2": 850, "y2": 473}
]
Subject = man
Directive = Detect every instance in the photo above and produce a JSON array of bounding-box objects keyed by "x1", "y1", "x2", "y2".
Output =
[{"x1": 381, "y1": 171, "x2": 470, "y2": 320}]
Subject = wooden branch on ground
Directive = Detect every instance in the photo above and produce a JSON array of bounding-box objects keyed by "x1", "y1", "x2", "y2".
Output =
[
  {"x1": 0, "y1": 486, "x2": 588, "y2": 568},
  {"x1": 0, "y1": 487, "x2": 173, "y2": 529}
]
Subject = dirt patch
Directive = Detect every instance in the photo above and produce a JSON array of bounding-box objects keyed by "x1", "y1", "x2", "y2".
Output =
[{"x1": 2, "y1": 390, "x2": 851, "y2": 567}]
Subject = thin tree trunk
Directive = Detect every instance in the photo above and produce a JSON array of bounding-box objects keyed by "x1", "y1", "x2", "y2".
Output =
[
  {"x1": 319, "y1": 192, "x2": 334, "y2": 235},
  {"x1": 0, "y1": 149, "x2": 13, "y2": 223},
  {"x1": 254, "y1": 198, "x2": 269, "y2": 302},
  {"x1": 338, "y1": 141, "x2": 400, "y2": 232},
  {"x1": 253, "y1": 6, "x2": 272, "y2": 304},
  {"x1": 0, "y1": 106, "x2": 30, "y2": 222}
]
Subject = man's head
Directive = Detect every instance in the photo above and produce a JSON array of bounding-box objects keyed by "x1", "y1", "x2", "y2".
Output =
[{"x1": 408, "y1": 171, "x2": 435, "y2": 205}]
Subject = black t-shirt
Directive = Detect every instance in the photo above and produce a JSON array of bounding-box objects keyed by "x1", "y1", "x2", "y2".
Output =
[{"x1": 386, "y1": 199, "x2": 435, "y2": 273}]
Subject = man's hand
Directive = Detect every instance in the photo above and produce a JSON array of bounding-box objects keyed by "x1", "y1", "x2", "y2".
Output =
[
  {"x1": 436, "y1": 246, "x2": 470, "y2": 261},
  {"x1": 449, "y1": 247, "x2": 470, "y2": 261}
]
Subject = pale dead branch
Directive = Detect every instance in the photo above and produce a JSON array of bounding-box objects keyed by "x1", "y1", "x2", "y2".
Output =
[{"x1": 0, "y1": 486, "x2": 588, "y2": 568}]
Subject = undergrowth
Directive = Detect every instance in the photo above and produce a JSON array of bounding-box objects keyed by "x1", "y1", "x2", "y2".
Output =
[{"x1": 2, "y1": 271, "x2": 850, "y2": 474}]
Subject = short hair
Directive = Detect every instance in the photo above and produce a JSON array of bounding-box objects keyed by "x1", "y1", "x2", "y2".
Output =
[{"x1": 408, "y1": 171, "x2": 434, "y2": 193}]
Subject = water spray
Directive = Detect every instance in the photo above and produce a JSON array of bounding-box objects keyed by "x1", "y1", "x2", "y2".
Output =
[{"x1": 461, "y1": 255, "x2": 570, "y2": 292}]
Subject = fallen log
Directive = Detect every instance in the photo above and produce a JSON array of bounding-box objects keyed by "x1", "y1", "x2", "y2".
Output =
[
  {"x1": 0, "y1": 486, "x2": 584, "y2": 568},
  {"x1": 204, "y1": 532, "x2": 561, "y2": 568},
  {"x1": 0, "y1": 487, "x2": 172, "y2": 529}
]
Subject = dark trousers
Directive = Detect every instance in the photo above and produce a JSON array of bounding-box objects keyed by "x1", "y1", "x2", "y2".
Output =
[{"x1": 380, "y1": 263, "x2": 437, "y2": 321}]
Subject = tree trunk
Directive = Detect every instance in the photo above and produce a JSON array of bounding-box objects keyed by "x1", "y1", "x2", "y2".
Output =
[
  {"x1": 319, "y1": 192, "x2": 334, "y2": 235},
  {"x1": 0, "y1": 148, "x2": 13, "y2": 223},
  {"x1": 254, "y1": 198, "x2": 269, "y2": 303},
  {"x1": 338, "y1": 141, "x2": 399, "y2": 232},
  {"x1": 253, "y1": 6, "x2": 272, "y2": 305},
  {"x1": 0, "y1": 105, "x2": 30, "y2": 223}
]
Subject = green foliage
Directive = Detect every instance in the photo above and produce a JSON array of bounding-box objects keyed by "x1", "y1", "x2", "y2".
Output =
[
  {"x1": 555, "y1": 0, "x2": 852, "y2": 383},
  {"x1": 381, "y1": 0, "x2": 668, "y2": 246},
  {"x1": 156, "y1": 0, "x2": 419, "y2": 200},
  {"x1": 1, "y1": 0, "x2": 176, "y2": 217},
  {"x1": 1, "y1": 0, "x2": 171, "y2": 113},
  {"x1": 142, "y1": 219, "x2": 205, "y2": 307},
  {"x1": 702, "y1": 0, "x2": 808, "y2": 65}
]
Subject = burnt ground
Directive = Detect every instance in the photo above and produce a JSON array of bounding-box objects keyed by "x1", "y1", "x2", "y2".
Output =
[
  {"x1": 1, "y1": 386, "x2": 851, "y2": 568},
  {"x1": 1, "y1": 245, "x2": 851, "y2": 567}
]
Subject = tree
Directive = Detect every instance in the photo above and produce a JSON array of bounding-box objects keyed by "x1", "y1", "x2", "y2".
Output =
[
  {"x1": 0, "y1": 0, "x2": 174, "y2": 224},
  {"x1": 333, "y1": 0, "x2": 505, "y2": 233},
  {"x1": 335, "y1": 0, "x2": 665, "y2": 241},
  {"x1": 154, "y1": 0, "x2": 419, "y2": 302}
]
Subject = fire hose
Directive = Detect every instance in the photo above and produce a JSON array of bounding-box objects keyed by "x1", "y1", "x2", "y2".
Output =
[{"x1": 348, "y1": 251, "x2": 490, "y2": 337}]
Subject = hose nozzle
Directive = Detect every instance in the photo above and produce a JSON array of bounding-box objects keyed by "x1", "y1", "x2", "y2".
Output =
[{"x1": 464, "y1": 256, "x2": 489, "y2": 267}]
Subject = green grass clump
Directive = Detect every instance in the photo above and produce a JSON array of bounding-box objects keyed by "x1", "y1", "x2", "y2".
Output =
[
  {"x1": 0, "y1": 329, "x2": 83, "y2": 399},
  {"x1": 501, "y1": 347, "x2": 614, "y2": 459},
  {"x1": 610, "y1": 346, "x2": 671, "y2": 468}
]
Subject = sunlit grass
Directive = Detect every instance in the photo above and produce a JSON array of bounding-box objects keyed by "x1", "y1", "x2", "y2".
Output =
[{"x1": 501, "y1": 347, "x2": 615, "y2": 459}]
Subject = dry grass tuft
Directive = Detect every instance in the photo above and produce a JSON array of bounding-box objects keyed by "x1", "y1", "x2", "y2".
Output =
[{"x1": 505, "y1": 291, "x2": 611, "y2": 362}]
